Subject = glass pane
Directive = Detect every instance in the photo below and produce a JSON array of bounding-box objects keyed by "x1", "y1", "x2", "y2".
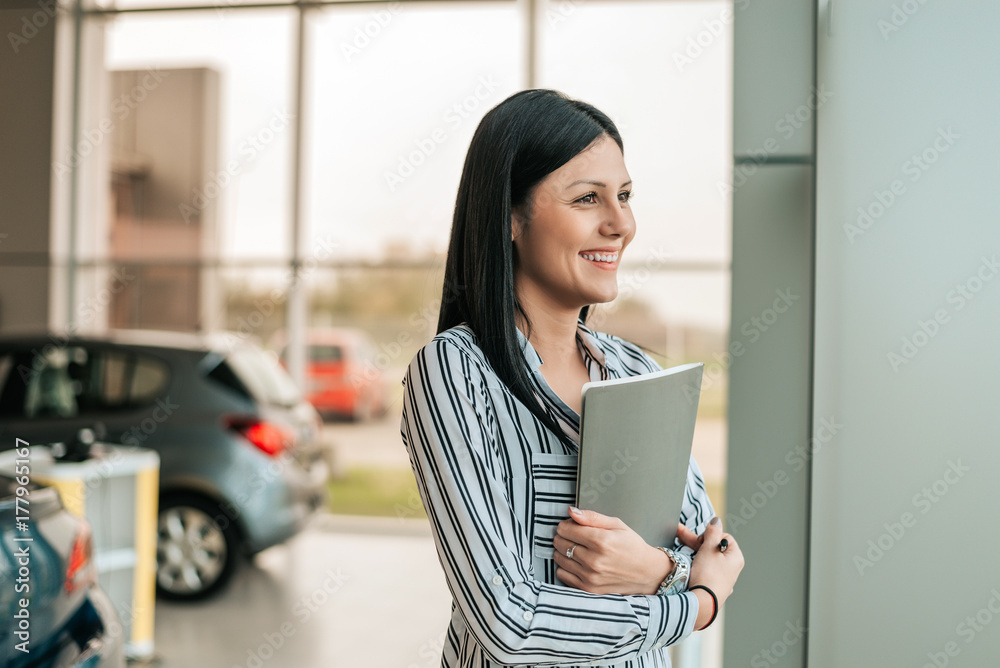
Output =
[
  {"x1": 226, "y1": 345, "x2": 301, "y2": 407},
  {"x1": 304, "y1": 3, "x2": 524, "y2": 261},
  {"x1": 72, "y1": 263, "x2": 203, "y2": 332},
  {"x1": 98, "y1": 350, "x2": 130, "y2": 406},
  {"x1": 102, "y1": 8, "x2": 295, "y2": 262},
  {"x1": 24, "y1": 346, "x2": 87, "y2": 419},
  {"x1": 298, "y1": 264, "x2": 443, "y2": 416},
  {"x1": 309, "y1": 345, "x2": 343, "y2": 362},
  {"x1": 99, "y1": 0, "x2": 292, "y2": 9},
  {"x1": 130, "y1": 354, "x2": 170, "y2": 403},
  {"x1": 217, "y1": 265, "x2": 289, "y2": 347},
  {"x1": 539, "y1": 0, "x2": 733, "y2": 263}
]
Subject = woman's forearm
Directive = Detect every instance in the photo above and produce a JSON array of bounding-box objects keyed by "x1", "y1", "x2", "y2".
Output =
[{"x1": 691, "y1": 588, "x2": 716, "y2": 631}]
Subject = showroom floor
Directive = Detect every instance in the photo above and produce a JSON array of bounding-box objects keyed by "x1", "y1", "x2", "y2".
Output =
[{"x1": 151, "y1": 515, "x2": 452, "y2": 668}]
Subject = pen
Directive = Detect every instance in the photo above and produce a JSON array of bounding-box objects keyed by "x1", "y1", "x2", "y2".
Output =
[{"x1": 719, "y1": 538, "x2": 729, "y2": 553}]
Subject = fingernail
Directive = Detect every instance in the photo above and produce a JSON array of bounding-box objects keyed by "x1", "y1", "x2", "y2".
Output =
[
  {"x1": 710, "y1": 516, "x2": 720, "y2": 526},
  {"x1": 569, "y1": 506, "x2": 582, "y2": 515}
]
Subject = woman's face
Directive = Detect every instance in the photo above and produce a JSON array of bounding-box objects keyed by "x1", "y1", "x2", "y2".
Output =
[{"x1": 512, "y1": 134, "x2": 636, "y2": 312}]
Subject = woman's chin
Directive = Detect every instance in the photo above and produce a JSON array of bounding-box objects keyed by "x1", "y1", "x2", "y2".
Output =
[{"x1": 583, "y1": 289, "x2": 619, "y2": 306}]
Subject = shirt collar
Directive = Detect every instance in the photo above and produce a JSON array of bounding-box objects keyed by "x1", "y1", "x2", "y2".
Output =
[
  {"x1": 515, "y1": 325, "x2": 544, "y2": 372},
  {"x1": 515, "y1": 319, "x2": 607, "y2": 373},
  {"x1": 574, "y1": 319, "x2": 607, "y2": 370}
]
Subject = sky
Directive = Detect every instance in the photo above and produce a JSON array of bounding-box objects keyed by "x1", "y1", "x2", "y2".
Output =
[{"x1": 103, "y1": 0, "x2": 733, "y2": 329}]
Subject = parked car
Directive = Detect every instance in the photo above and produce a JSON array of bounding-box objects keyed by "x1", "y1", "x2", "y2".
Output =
[
  {"x1": 0, "y1": 473, "x2": 126, "y2": 668},
  {"x1": 273, "y1": 328, "x2": 386, "y2": 421},
  {"x1": 0, "y1": 331, "x2": 329, "y2": 600}
]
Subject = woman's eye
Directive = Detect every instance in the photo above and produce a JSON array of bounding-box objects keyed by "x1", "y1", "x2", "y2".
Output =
[
  {"x1": 577, "y1": 192, "x2": 597, "y2": 204},
  {"x1": 619, "y1": 190, "x2": 633, "y2": 203}
]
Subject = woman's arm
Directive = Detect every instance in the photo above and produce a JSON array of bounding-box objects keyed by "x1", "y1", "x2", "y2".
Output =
[
  {"x1": 401, "y1": 338, "x2": 700, "y2": 667},
  {"x1": 548, "y1": 456, "x2": 718, "y2": 598},
  {"x1": 558, "y1": 335, "x2": 725, "y2": 599}
]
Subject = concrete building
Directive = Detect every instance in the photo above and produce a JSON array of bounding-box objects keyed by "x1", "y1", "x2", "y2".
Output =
[{"x1": 108, "y1": 67, "x2": 221, "y2": 331}]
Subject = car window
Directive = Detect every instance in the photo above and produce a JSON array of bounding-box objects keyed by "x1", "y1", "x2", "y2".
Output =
[
  {"x1": 0, "y1": 355, "x2": 14, "y2": 411},
  {"x1": 204, "y1": 357, "x2": 253, "y2": 401},
  {"x1": 309, "y1": 345, "x2": 343, "y2": 363},
  {"x1": 100, "y1": 351, "x2": 130, "y2": 406},
  {"x1": 0, "y1": 346, "x2": 169, "y2": 419},
  {"x1": 225, "y1": 346, "x2": 302, "y2": 408},
  {"x1": 130, "y1": 355, "x2": 169, "y2": 404},
  {"x1": 23, "y1": 346, "x2": 83, "y2": 418}
]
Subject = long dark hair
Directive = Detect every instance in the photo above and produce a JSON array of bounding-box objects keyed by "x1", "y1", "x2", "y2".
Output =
[{"x1": 437, "y1": 89, "x2": 624, "y2": 446}]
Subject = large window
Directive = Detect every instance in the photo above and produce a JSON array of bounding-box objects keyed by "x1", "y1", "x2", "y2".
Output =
[{"x1": 61, "y1": 1, "x2": 733, "y2": 665}]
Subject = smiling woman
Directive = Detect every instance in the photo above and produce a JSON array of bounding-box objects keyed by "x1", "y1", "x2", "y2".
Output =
[
  {"x1": 512, "y1": 136, "x2": 635, "y2": 317},
  {"x1": 400, "y1": 89, "x2": 744, "y2": 668}
]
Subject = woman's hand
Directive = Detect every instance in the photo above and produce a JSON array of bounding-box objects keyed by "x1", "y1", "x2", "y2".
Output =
[
  {"x1": 688, "y1": 517, "x2": 744, "y2": 604},
  {"x1": 552, "y1": 506, "x2": 673, "y2": 595},
  {"x1": 676, "y1": 522, "x2": 704, "y2": 551}
]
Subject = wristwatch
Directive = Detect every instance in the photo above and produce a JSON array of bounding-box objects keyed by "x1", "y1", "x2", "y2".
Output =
[{"x1": 655, "y1": 547, "x2": 689, "y2": 595}]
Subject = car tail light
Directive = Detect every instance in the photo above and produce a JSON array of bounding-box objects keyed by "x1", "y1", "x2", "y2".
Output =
[
  {"x1": 225, "y1": 415, "x2": 294, "y2": 456},
  {"x1": 65, "y1": 522, "x2": 94, "y2": 593}
]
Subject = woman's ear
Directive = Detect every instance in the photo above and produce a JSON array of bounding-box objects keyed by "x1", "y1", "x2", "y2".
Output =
[{"x1": 511, "y1": 210, "x2": 525, "y2": 243}]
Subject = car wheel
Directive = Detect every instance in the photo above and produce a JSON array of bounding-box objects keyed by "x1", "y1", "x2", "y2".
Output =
[{"x1": 156, "y1": 494, "x2": 240, "y2": 601}]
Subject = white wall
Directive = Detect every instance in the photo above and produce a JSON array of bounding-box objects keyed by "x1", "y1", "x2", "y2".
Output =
[{"x1": 810, "y1": 1, "x2": 1000, "y2": 665}]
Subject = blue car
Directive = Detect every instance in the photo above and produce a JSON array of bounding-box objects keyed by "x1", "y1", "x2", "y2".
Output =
[
  {"x1": 0, "y1": 331, "x2": 330, "y2": 600},
  {"x1": 0, "y1": 473, "x2": 125, "y2": 668}
]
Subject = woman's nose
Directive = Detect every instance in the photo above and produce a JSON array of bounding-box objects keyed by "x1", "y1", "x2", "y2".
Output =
[{"x1": 602, "y1": 201, "x2": 635, "y2": 237}]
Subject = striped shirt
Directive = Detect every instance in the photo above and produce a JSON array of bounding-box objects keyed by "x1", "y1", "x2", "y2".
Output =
[{"x1": 400, "y1": 320, "x2": 715, "y2": 668}]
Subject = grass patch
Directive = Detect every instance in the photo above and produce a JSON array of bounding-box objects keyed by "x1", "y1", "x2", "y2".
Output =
[{"x1": 327, "y1": 465, "x2": 426, "y2": 519}]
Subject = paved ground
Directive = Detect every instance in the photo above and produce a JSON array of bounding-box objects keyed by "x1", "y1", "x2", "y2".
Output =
[{"x1": 153, "y1": 515, "x2": 453, "y2": 668}]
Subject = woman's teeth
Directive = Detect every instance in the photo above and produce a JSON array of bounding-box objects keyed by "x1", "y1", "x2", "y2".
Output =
[{"x1": 580, "y1": 252, "x2": 619, "y2": 263}]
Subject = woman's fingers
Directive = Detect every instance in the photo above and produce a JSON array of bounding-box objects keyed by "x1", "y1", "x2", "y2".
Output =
[
  {"x1": 567, "y1": 506, "x2": 624, "y2": 529},
  {"x1": 553, "y1": 534, "x2": 587, "y2": 563},
  {"x1": 555, "y1": 564, "x2": 597, "y2": 593},
  {"x1": 699, "y1": 516, "x2": 723, "y2": 543},
  {"x1": 676, "y1": 523, "x2": 702, "y2": 550},
  {"x1": 689, "y1": 519, "x2": 746, "y2": 603},
  {"x1": 555, "y1": 517, "x2": 606, "y2": 550},
  {"x1": 553, "y1": 537, "x2": 596, "y2": 586}
]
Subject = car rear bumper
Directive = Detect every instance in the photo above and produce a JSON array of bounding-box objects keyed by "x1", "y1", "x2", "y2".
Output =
[
  {"x1": 240, "y1": 451, "x2": 329, "y2": 553},
  {"x1": 307, "y1": 388, "x2": 356, "y2": 415},
  {"x1": 9, "y1": 584, "x2": 125, "y2": 668}
]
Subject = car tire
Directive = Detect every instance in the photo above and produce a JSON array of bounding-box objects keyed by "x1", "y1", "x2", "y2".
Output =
[{"x1": 156, "y1": 494, "x2": 241, "y2": 601}]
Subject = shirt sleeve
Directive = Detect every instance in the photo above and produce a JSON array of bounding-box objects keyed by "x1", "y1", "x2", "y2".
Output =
[
  {"x1": 672, "y1": 455, "x2": 717, "y2": 579},
  {"x1": 401, "y1": 338, "x2": 700, "y2": 666}
]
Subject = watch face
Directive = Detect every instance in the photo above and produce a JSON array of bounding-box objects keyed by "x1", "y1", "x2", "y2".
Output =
[{"x1": 667, "y1": 565, "x2": 687, "y2": 588}]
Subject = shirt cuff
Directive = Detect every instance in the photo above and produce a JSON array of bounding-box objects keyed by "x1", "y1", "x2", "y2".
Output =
[
  {"x1": 639, "y1": 590, "x2": 700, "y2": 654},
  {"x1": 675, "y1": 551, "x2": 693, "y2": 590}
]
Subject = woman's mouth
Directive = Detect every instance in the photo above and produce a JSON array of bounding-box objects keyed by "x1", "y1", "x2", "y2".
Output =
[{"x1": 579, "y1": 251, "x2": 619, "y2": 270}]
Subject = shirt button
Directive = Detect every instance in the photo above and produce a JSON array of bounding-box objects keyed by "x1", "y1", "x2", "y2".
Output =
[
  {"x1": 522, "y1": 610, "x2": 533, "y2": 621},
  {"x1": 491, "y1": 575, "x2": 503, "y2": 586}
]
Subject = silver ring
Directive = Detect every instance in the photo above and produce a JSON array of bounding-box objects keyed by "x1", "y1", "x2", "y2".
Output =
[{"x1": 566, "y1": 544, "x2": 577, "y2": 559}]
